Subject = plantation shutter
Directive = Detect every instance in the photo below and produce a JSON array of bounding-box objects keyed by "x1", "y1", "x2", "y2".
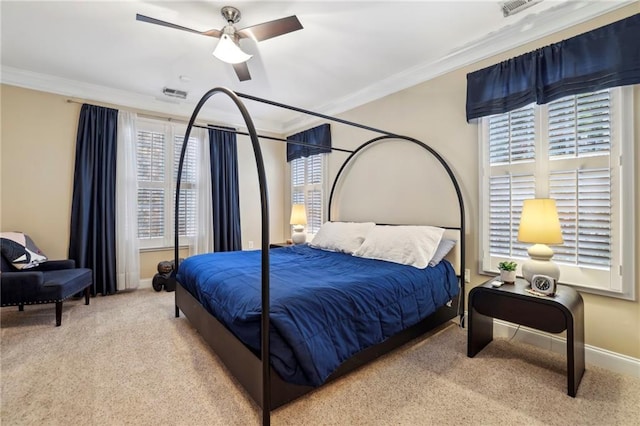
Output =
[
  {"x1": 489, "y1": 174, "x2": 535, "y2": 258},
  {"x1": 548, "y1": 90, "x2": 611, "y2": 156},
  {"x1": 550, "y1": 169, "x2": 611, "y2": 267},
  {"x1": 290, "y1": 153, "x2": 325, "y2": 235},
  {"x1": 547, "y1": 89, "x2": 612, "y2": 269},
  {"x1": 136, "y1": 121, "x2": 203, "y2": 248},
  {"x1": 137, "y1": 130, "x2": 165, "y2": 239},
  {"x1": 173, "y1": 135, "x2": 197, "y2": 238},
  {"x1": 488, "y1": 105, "x2": 535, "y2": 164},
  {"x1": 487, "y1": 104, "x2": 536, "y2": 259},
  {"x1": 291, "y1": 157, "x2": 305, "y2": 205},
  {"x1": 480, "y1": 87, "x2": 633, "y2": 295},
  {"x1": 306, "y1": 154, "x2": 323, "y2": 233}
]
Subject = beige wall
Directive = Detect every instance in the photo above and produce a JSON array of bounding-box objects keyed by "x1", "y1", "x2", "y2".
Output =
[
  {"x1": 1, "y1": 5, "x2": 637, "y2": 359},
  {"x1": 326, "y1": 5, "x2": 639, "y2": 358},
  {"x1": 0, "y1": 85, "x2": 286, "y2": 281}
]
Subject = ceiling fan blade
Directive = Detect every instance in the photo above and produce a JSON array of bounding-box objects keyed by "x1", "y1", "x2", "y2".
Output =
[
  {"x1": 202, "y1": 28, "x2": 223, "y2": 38},
  {"x1": 238, "y1": 15, "x2": 303, "y2": 42},
  {"x1": 233, "y1": 62, "x2": 252, "y2": 81},
  {"x1": 136, "y1": 14, "x2": 221, "y2": 38}
]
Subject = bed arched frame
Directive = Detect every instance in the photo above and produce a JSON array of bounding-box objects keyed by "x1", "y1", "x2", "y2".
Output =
[{"x1": 174, "y1": 87, "x2": 466, "y2": 426}]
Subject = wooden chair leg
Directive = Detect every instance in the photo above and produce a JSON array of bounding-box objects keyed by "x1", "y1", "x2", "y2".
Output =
[
  {"x1": 55, "y1": 301, "x2": 62, "y2": 326},
  {"x1": 18, "y1": 304, "x2": 24, "y2": 311},
  {"x1": 84, "y1": 287, "x2": 90, "y2": 305}
]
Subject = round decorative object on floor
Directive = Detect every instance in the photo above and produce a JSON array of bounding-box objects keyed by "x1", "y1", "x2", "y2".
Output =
[
  {"x1": 152, "y1": 274, "x2": 167, "y2": 292},
  {"x1": 153, "y1": 260, "x2": 180, "y2": 292}
]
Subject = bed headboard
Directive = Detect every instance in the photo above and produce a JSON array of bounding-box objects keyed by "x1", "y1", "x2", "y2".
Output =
[
  {"x1": 442, "y1": 229, "x2": 461, "y2": 275},
  {"x1": 327, "y1": 136, "x2": 465, "y2": 276}
]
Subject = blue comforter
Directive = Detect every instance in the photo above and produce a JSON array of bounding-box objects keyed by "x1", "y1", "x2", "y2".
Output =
[{"x1": 177, "y1": 245, "x2": 458, "y2": 387}]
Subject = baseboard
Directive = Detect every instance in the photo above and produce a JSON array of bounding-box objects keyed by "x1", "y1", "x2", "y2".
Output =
[
  {"x1": 139, "y1": 278, "x2": 152, "y2": 289},
  {"x1": 492, "y1": 319, "x2": 640, "y2": 379}
]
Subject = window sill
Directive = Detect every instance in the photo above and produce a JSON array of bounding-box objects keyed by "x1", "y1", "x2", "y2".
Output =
[{"x1": 139, "y1": 245, "x2": 189, "y2": 253}]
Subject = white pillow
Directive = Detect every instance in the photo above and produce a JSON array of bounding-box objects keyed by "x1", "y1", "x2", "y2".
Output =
[
  {"x1": 353, "y1": 225, "x2": 445, "y2": 269},
  {"x1": 309, "y1": 221, "x2": 376, "y2": 254},
  {"x1": 428, "y1": 238, "x2": 457, "y2": 267}
]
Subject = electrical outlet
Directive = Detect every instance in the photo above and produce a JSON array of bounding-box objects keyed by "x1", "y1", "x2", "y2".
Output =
[
  {"x1": 464, "y1": 269, "x2": 471, "y2": 283},
  {"x1": 248, "y1": 241, "x2": 254, "y2": 249}
]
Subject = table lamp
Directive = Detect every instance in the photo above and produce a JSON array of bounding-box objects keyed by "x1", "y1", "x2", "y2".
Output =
[
  {"x1": 290, "y1": 204, "x2": 307, "y2": 244},
  {"x1": 517, "y1": 198, "x2": 564, "y2": 283}
]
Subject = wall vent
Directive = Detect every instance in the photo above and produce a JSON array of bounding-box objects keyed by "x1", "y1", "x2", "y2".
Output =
[
  {"x1": 501, "y1": 0, "x2": 543, "y2": 17},
  {"x1": 162, "y1": 87, "x2": 188, "y2": 99}
]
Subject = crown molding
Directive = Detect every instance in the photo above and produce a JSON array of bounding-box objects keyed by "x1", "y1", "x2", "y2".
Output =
[
  {"x1": 1, "y1": 1, "x2": 633, "y2": 136},
  {"x1": 0, "y1": 66, "x2": 285, "y2": 133},
  {"x1": 281, "y1": 0, "x2": 635, "y2": 133}
]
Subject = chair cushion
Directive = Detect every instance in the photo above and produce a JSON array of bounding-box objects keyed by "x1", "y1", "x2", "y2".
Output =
[
  {"x1": 41, "y1": 269, "x2": 93, "y2": 300},
  {"x1": 1, "y1": 268, "x2": 92, "y2": 305}
]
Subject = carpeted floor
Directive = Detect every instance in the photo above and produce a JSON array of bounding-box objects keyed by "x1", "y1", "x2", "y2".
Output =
[{"x1": 1, "y1": 288, "x2": 639, "y2": 425}]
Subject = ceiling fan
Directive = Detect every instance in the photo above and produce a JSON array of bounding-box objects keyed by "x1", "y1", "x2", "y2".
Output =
[{"x1": 136, "y1": 6, "x2": 303, "y2": 82}]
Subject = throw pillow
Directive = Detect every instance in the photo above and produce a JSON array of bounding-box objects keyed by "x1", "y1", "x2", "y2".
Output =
[{"x1": 0, "y1": 232, "x2": 48, "y2": 270}]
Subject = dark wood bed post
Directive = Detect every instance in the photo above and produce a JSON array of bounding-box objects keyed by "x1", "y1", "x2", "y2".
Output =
[{"x1": 174, "y1": 87, "x2": 272, "y2": 425}]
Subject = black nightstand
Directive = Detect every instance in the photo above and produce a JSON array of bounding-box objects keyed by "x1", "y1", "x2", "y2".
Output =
[
  {"x1": 269, "y1": 242, "x2": 293, "y2": 249},
  {"x1": 467, "y1": 277, "x2": 585, "y2": 397}
]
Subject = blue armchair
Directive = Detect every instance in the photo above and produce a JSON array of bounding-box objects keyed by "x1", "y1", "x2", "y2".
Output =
[{"x1": 1, "y1": 255, "x2": 92, "y2": 326}]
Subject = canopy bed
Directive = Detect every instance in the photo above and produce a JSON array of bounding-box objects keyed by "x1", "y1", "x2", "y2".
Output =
[{"x1": 173, "y1": 88, "x2": 466, "y2": 425}]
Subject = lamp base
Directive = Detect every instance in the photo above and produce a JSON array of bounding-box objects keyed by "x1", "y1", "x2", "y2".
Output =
[
  {"x1": 291, "y1": 226, "x2": 306, "y2": 245},
  {"x1": 522, "y1": 243, "x2": 560, "y2": 283}
]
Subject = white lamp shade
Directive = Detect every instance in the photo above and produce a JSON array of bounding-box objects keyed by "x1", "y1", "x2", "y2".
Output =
[
  {"x1": 518, "y1": 199, "x2": 563, "y2": 245},
  {"x1": 213, "y1": 34, "x2": 252, "y2": 64},
  {"x1": 290, "y1": 204, "x2": 307, "y2": 226}
]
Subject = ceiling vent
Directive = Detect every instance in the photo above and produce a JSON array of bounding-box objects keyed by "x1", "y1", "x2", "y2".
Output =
[
  {"x1": 501, "y1": 0, "x2": 543, "y2": 17},
  {"x1": 162, "y1": 87, "x2": 188, "y2": 100}
]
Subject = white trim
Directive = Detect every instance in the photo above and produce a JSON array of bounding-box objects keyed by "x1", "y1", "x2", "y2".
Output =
[
  {"x1": 0, "y1": 66, "x2": 281, "y2": 133},
  {"x1": 492, "y1": 319, "x2": 640, "y2": 379},
  {"x1": 139, "y1": 278, "x2": 153, "y2": 290},
  {"x1": 2, "y1": 2, "x2": 631, "y2": 135},
  {"x1": 281, "y1": 1, "x2": 634, "y2": 133}
]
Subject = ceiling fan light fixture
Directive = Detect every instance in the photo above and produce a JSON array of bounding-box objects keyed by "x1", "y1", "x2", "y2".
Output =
[{"x1": 213, "y1": 34, "x2": 252, "y2": 64}]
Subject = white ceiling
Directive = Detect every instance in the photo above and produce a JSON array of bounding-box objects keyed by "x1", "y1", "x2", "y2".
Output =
[{"x1": 1, "y1": 1, "x2": 632, "y2": 133}]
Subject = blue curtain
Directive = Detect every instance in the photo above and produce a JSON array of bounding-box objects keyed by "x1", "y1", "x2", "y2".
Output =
[
  {"x1": 69, "y1": 104, "x2": 118, "y2": 295},
  {"x1": 209, "y1": 127, "x2": 242, "y2": 252},
  {"x1": 466, "y1": 13, "x2": 640, "y2": 121},
  {"x1": 286, "y1": 123, "x2": 332, "y2": 162}
]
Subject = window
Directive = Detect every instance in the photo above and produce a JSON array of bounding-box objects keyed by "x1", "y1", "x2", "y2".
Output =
[
  {"x1": 291, "y1": 153, "x2": 325, "y2": 236},
  {"x1": 480, "y1": 87, "x2": 635, "y2": 299},
  {"x1": 136, "y1": 119, "x2": 200, "y2": 249}
]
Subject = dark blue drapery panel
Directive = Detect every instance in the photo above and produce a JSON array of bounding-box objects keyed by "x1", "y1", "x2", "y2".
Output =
[
  {"x1": 209, "y1": 127, "x2": 242, "y2": 252},
  {"x1": 286, "y1": 123, "x2": 332, "y2": 162},
  {"x1": 69, "y1": 104, "x2": 118, "y2": 295},
  {"x1": 466, "y1": 13, "x2": 640, "y2": 121}
]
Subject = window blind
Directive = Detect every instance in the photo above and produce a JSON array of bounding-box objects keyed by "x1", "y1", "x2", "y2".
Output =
[
  {"x1": 174, "y1": 135, "x2": 197, "y2": 238},
  {"x1": 548, "y1": 90, "x2": 611, "y2": 157},
  {"x1": 480, "y1": 87, "x2": 635, "y2": 296},
  {"x1": 136, "y1": 124, "x2": 200, "y2": 246},
  {"x1": 291, "y1": 154, "x2": 325, "y2": 235},
  {"x1": 488, "y1": 105, "x2": 535, "y2": 164},
  {"x1": 137, "y1": 130, "x2": 165, "y2": 240},
  {"x1": 489, "y1": 174, "x2": 535, "y2": 258}
]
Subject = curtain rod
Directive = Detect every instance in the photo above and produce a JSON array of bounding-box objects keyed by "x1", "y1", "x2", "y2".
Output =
[
  {"x1": 65, "y1": 98, "x2": 190, "y2": 123},
  {"x1": 65, "y1": 98, "x2": 354, "y2": 154}
]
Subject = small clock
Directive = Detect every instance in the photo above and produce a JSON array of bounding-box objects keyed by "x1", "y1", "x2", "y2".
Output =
[{"x1": 531, "y1": 274, "x2": 556, "y2": 296}]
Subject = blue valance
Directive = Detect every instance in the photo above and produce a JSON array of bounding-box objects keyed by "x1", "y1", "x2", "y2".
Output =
[
  {"x1": 286, "y1": 123, "x2": 331, "y2": 162},
  {"x1": 466, "y1": 13, "x2": 640, "y2": 121}
]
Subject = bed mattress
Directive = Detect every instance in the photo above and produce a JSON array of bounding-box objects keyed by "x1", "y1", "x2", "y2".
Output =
[{"x1": 176, "y1": 244, "x2": 458, "y2": 387}]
